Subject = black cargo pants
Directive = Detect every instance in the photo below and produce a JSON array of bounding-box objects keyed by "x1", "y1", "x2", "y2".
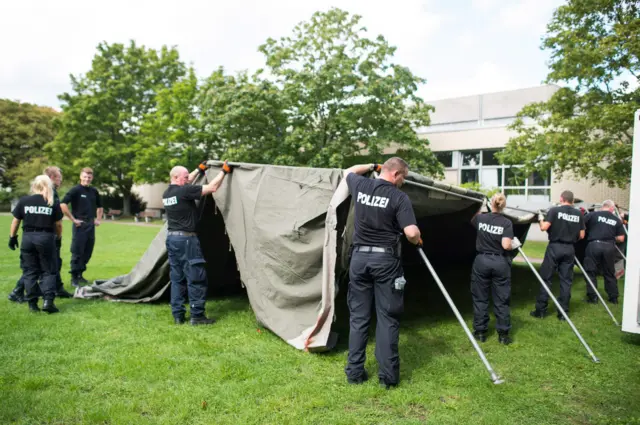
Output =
[
  {"x1": 166, "y1": 233, "x2": 208, "y2": 319},
  {"x1": 471, "y1": 253, "x2": 512, "y2": 333},
  {"x1": 70, "y1": 221, "x2": 95, "y2": 277},
  {"x1": 345, "y1": 248, "x2": 404, "y2": 386},
  {"x1": 584, "y1": 241, "x2": 618, "y2": 300},
  {"x1": 535, "y1": 242, "x2": 575, "y2": 313},
  {"x1": 20, "y1": 231, "x2": 58, "y2": 302},
  {"x1": 13, "y1": 238, "x2": 64, "y2": 295}
]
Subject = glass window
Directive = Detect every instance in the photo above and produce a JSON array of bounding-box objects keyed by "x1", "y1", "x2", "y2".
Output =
[
  {"x1": 528, "y1": 170, "x2": 551, "y2": 186},
  {"x1": 461, "y1": 169, "x2": 479, "y2": 184},
  {"x1": 461, "y1": 150, "x2": 480, "y2": 167},
  {"x1": 482, "y1": 149, "x2": 501, "y2": 166},
  {"x1": 505, "y1": 188, "x2": 526, "y2": 196},
  {"x1": 434, "y1": 151, "x2": 453, "y2": 168},
  {"x1": 504, "y1": 167, "x2": 526, "y2": 186},
  {"x1": 481, "y1": 169, "x2": 500, "y2": 189}
]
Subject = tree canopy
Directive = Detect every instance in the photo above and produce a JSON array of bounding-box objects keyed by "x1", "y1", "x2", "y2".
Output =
[{"x1": 498, "y1": 0, "x2": 639, "y2": 188}]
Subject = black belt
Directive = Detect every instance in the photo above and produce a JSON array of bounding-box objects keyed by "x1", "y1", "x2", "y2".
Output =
[
  {"x1": 550, "y1": 241, "x2": 573, "y2": 245},
  {"x1": 167, "y1": 231, "x2": 197, "y2": 237},
  {"x1": 592, "y1": 240, "x2": 614, "y2": 244},
  {"x1": 23, "y1": 228, "x2": 54, "y2": 233},
  {"x1": 354, "y1": 245, "x2": 395, "y2": 254},
  {"x1": 479, "y1": 252, "x2": 504, "y2": 256}
]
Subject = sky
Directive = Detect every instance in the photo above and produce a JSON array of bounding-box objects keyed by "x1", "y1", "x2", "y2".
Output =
[{"x1": 0, "y1": 0, "x2": 567, "y2": 110}]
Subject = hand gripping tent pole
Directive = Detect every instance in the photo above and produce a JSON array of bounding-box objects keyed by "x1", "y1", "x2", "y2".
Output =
[
  {"x1": 573, "y1": 256, "x2": 620, "y2": 326},
  {"x1": 517, "y1": 247, "x2": 600, "y2": 363},
  {"x1": 417, "y1": 247, "x2": 505, "y2": 385}
]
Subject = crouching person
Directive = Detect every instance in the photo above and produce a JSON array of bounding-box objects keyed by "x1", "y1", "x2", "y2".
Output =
[
  {"x1": 162, "y1": 161, "x2": 233, "y2": 325},
  {"x1": 8, "y1": 175, "x2": 64, "y2": 313},
  {"x1": 470, "y1": 193, "x2": 520, "y2": 344}
]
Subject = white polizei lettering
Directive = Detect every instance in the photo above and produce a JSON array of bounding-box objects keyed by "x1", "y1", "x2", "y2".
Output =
[
  {"x1": 597, "y1": 216, "x2": 617, "y2": 226},
  {"x1": 558, "y1": 212, "x2": 580, "y2": 223},
  {"x1": 356, "y1": 191, "x2": 389, "y2": 209},
  {"x1": 24, "y1": 206, "x2": 53, "y2": 215},
  {"x1": 162, "y1": 196, "x2": 178, "y2": 206},
  {"x1": 478, "y1": 222, "x2": 504, "y2": 235}
]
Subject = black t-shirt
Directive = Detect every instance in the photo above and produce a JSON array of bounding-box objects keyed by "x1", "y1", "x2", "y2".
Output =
[
  {"x1": 13, "y1": 194, "x2": 63, "y2": 230},
  {"x1": 61, "y1": 185, "x2": 102, "y2": 219},
  {"x1": 471, "y1": 212, "x2": 514, "y2": 254},
  {"x1": 162, "y1": 184, "x2": 203, "y2": 232},
  {"x1": 545, "y1": 205, "x2": 585, "y2": 243},
  {"x1": 346, "y1": 173, "x2": 417, "y2": 247},
  {"x1": 584, "y1": 210, "x2": 624, "y2": 242}
]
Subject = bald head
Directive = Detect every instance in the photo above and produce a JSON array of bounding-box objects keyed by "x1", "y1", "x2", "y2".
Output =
[{"x1": 170, "y1": 166, "x2": 190, "y2": 186}]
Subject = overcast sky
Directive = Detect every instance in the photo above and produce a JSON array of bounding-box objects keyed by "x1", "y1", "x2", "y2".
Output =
[{"x1": 1, "y1": 0, "x2": 566, "y2": 109}]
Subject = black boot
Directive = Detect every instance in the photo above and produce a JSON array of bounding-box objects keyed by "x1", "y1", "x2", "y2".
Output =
[
  {"x1": 71, "y1": 276, "x2": 81, "y2": 288},
  {"x1": 190, "y1": 316, "x2": 215, "y2": 325},
  {"x1": 473, "y1": 330, "x2": 487, "y2": 342},
  {"x1": 56, "y1": 288, "x2": 73, "y2": 298},
  {"x1": 347, "y1": 370, "x2": 369, "y2": 385},
  {"x1": 498, "y1": 330, "x2": 512, "y2": 345},
  {"x1": 174, "y1": 316, "x2": 186, "y2": 325},
  {"x1": 78, "y1": 275, "x2": 89, "y2": 285},
  {"x1": 585, "y1": 296, "x2": 598, "y2": 304},
  {"x1": 42, "y1": 299, "x2": 59, "y2": 314},
  {"x1": 28, "y1": 300, "x2": 40, "y2": 313},
  {"x1": 8, "y1": 289, "x2": 24, "y2": 303},
  {"x1": 529, "y1": 309, "x2": 547, "y2": 319},
  {"x1": 608, "y1": 297, "x2": 618, "y2": 305}
]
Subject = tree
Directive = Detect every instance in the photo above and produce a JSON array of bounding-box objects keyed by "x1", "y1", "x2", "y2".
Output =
[
  {"x1": 207, "y1": 8, "x2": 442, "y2": 176},
  {"x1": 47, "y1": 40, "x2": 187, "y2": 215},
  {"x1": 0, "y1": 99, "x2": 59, "y2": 190},
  {"x1": 498, "y1": 0, "x2": 639, "y2": 188}
]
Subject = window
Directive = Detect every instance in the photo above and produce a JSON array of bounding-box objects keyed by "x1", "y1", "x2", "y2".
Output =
[
  {"x1": 461, "y1": 169, "x2": 479, "y2": 184},
  {"x1": 461, "y1": 150, "x2": 480, "y2": 167},
  {"x1": 504, "y1": 167, "x2": 526, "y2": 187},
  {"x1": 434, "y1": 151, "x2": 453, "y2": 168},
  {"x1": 529, "y1": 170, "x2": 551, "y2": 187},
  {"x1": 482, "y1": 149, "x2": 501, "y2": 166}
]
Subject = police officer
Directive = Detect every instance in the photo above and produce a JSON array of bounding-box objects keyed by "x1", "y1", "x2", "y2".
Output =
[
  {"x1": 163, "y1": 160, "x2": 232, "y2": 325},
  {"x1": 583, "y1": 200, "x2": 625, "y2": 304},
  {"x1": 530, "y1": 190, "x2": 585, "y2": 320},
  {"x1": 343, "y1": 157, "x2": 422, "y2": 390},
  {"x1": 8, "y1": 175, "x2": 64, "y2": 313},
  {"x1": 60, "y1": 167, "x2": 103, "y2": 287},
  {"x1": 470, "y1": 193, "x2": 520, "y2": 345},
  {"x1": 7, "y1": 166, "x2": 73, "y2": 302}
]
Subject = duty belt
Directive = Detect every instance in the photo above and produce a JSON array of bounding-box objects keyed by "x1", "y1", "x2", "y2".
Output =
[
  {"x1": 23, "y1": 227, "x2": 54, "y2": 233},
  {"x1": 354, "y1": 245, "x2": 395, "y2": 254},
  {"x1": 479, "y1": 252, "x2": 504, "y2": 256},
  {"x1": 167, "y1": 231, "x2": 198, "y2": 237},
  {"x1": 593, "y1": 239, "x2": 614, "y2": 244}
]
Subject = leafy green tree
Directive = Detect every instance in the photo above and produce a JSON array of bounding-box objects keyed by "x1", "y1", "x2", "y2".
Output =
[
  {"x1": 0, "y1": 99, "x2": 59, "y2": 190},
  {"x1": 499, "y1": 0, "x2": 639, "y2": 188},
  {"x1": 207, "y1": 8, "x2": 442, "y2": 176},
  {"x1": 47, "y1": 40, "x2": 187, "y2": 215}
]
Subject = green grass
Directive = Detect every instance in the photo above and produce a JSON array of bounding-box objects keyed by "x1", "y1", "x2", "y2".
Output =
[
  {"x1": 1, "y1": 216, "x2": 639, "y2": 424},
  {"x1": 520, "y1": 240, "x2": 548, "y2": 259}
]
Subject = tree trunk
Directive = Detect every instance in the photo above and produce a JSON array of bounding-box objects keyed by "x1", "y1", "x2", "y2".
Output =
[{"x1": 122, "y1": 190, "x2": 132, "y2": 217}]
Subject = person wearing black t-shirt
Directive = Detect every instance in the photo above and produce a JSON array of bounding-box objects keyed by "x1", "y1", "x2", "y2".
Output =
[
  {"x1": 583, "y1": 200, "x2": 626, "y2": 304},
  {"x1": 163, "y1": 160, "x2": 233, "y2": 326},
  {"x1": 8, "y1": 175, "x2": 64, "y2": 313},
  {"x1": 343, "y1": 157, "x2": 422, "y2": 390},
  {"x1": 531, "y1": 190, "x2": 585, "y2": 320},
  {"x1": 60, "y1": 167, "x2": 103, "y2": 287},
  {"x1": 8, "y1": 166, "x2": 73, "y2": 303},
  {"x1": 470, "y1": 193, "x2": 520, "y2": 345}
]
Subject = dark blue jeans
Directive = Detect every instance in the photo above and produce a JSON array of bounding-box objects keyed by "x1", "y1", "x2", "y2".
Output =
[
  {"x1": 166, "y1": 234, "x2": 208, "y2": 319},
  {"x1": 345, "y1": 250, "x2": 404, "y2": 386}
]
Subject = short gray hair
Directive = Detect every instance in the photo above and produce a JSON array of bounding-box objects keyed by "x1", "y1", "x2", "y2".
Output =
[
  {"x1": 169, "y1": 166, "x2": 188, "y2": 180},
  {"x1": 602, "y1": 199, "x2": 615, "y2": 209}
]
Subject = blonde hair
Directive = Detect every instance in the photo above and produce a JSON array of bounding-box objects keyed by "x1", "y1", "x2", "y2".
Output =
[
  {"x1": 30, "y1": 175, "x2": 54, "y2": 207},
  {"x1": 491, "y1": 193, "x2": 507, "y2": 213}
]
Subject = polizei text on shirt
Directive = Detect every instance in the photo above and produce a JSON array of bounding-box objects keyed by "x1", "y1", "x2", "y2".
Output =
[
  {"x1": 597, "y1": 216, "x2": 617, "y2": 226},
  {"x1": 357, "y1": 192, "x2": 389, "y2": 208},
  {"x1": 24, "y1": 206, "x2": 53, "y2": 215},
  {"x1": 478, "y1": 222, "x2": 504, "y2": 235},
  {"x1": 557, "y1": 212, "x2": 580, "y2": 223},
  {"x1": 163, "y1": 196, "x2": 178, "y2": 206}
]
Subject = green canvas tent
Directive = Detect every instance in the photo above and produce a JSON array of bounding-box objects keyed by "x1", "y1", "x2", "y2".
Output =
[{"x1": 77, "y1": 161, "x2": 537, "y2": 351}]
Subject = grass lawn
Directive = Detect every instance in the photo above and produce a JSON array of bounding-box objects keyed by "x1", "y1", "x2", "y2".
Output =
[
  {"x1": 519, "y1": 240, "x2": 548, "y2": 260},
  {"x1": 1, "y1": 216, "x2": 639, "y2": 424}
]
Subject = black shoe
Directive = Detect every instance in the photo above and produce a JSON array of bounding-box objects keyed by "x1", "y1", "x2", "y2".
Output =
[
  {"x1": 347, "y1": 370, "x2": 369, "y2": 385},
  {"x1": 78, "y1": 276, "x2": 89, "y2": 285},
  {"x1": 530, "y1": 309, "x2": 547, "y2": 319},
  {"x1": 190, "y1": 316, "x2": 216, "y2": 325},
  {"x1": 498, "y1": 331, "x2": 512, "y2": 345},
  {"x1": 56, "y1": 288, "x2": 73, "y2": 298},
  {"x1": 42, "y1": 299, "x2": 59, "y2": 314},
  {"x1": 71, "y1": 278, "x2": 81, "y2": 288},
  {"x1": 609, "y1": 297, "x2": 619, "y2": 305},
  {"x1": 379, "y1": 378, "x2": 397, "y2": 390},
  {"x1": 28, "y1": 301, "x2": 40, "y2": 313},
  {"x1": 585, "y1": 297, "x2": 598, "y2": 304},
  {"x1": 473, "y1": 330, "x2": 487, "y2": 342},
  {"x1": 174, "y1": 316, "x2": 186, "y2": 325},
  {"x1": 8, "y1": 290, "x2": 24, "y2": 303},
  {"x1": 557, "y1": 313, "x2": 567, "y2": 321}
]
